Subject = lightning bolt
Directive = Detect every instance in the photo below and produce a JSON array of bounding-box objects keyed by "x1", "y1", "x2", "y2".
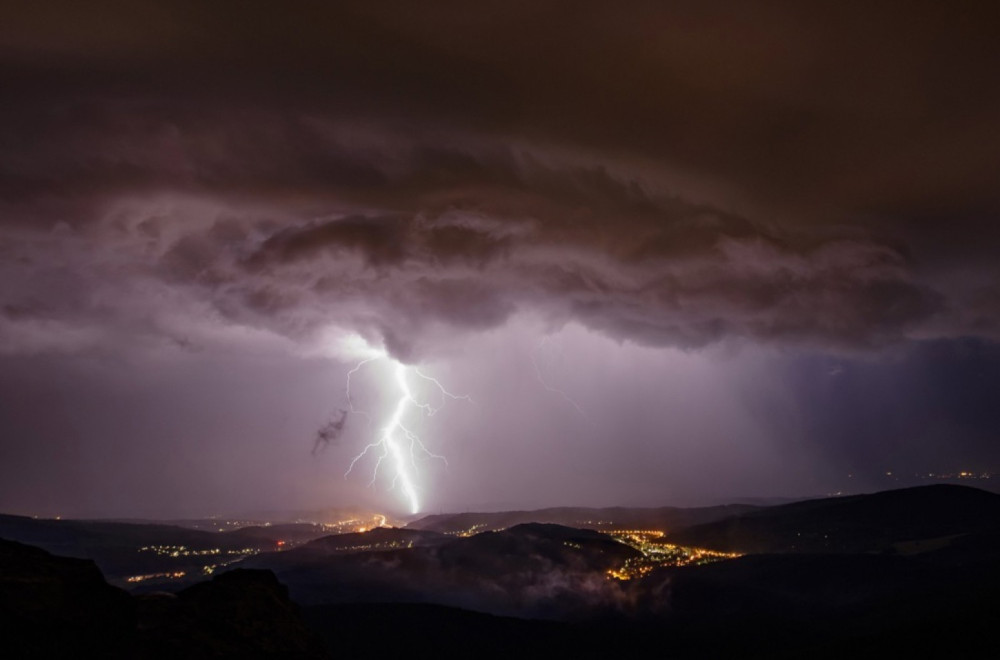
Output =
[
  {"x1": 345, "y1": 357, "x2": 379, "y2": 423},
  {"x1": 342, "y1": 344, "x2": 470, "y2": 515}
]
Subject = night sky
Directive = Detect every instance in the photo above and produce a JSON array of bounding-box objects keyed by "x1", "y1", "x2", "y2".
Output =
[{"x1": 2, "y1": 1, "x2": 1000, "y2": 518}]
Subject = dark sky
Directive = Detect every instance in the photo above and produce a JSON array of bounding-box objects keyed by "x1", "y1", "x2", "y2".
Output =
[{"x1": 2, "y1": 1, "x2": 999, "y2": 517}]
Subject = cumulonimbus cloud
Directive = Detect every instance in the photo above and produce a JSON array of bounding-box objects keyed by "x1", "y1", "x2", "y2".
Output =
[
  {"x1": 0, "y1": 114, "x2": 948, "y2": 360},
  {"x1": 2, "y1": 0, "x2": 998, "y2": 359}
]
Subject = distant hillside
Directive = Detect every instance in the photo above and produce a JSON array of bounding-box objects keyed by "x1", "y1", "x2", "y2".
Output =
[
  {"x1": 271, "y1": 527, "x2": 448, "y2": 561},
  {"x1": 665, "y1": 484, "x2": 1000, "y2": 554},
  {"x1": 0, "y1": 514, "x2": 329, "y2": 581},
  {"x1": 409, "y1": 504, "x2": 758, "y2": 534},
  {"x1": 238, "y1": 523, "x2": 641, "y2": 619}
]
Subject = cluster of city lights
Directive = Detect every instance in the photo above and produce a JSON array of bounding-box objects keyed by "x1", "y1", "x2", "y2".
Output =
[{"x1": 605, "y1": 529, "x2": 742, "y2": 580}]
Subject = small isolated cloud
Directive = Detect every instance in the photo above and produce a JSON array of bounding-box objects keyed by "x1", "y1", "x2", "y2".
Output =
[{"x1": 312, "y1": 409, "x2": 349, "y2": 455}]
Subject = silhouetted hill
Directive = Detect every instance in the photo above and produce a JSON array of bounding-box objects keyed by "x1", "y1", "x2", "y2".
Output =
[
  {"x1": 627, "y1": 550, "x2": 1000, "y2": 658},
  {"x1": 0, "y1": 513, "x2": 225, "y2": 555},
  {"x1": 0, "y1": 537, "x2": 328, "y2": 658},
  {"x1": 665, "y1": 484, "x2": 1000, "y2": 554},
  {"x1": 239, "y1": 522, "x2": 641, "y2": 619},
  {"x1": 222, "y1": 524, "x2": 334, "y2": 546},
  {"x1": 302, "y1": 603, "x2": 575, "y2": 659},
  {"x1": 410, "y1": 504, "x2": 758, "y2": 534},
  {"x1": 235, "y1": 528, "x2": 448, "y2": 575},
  {"x1": 434, "y1": 523, "x2": 636, "y2": 573},
  {"x1": 289, "y1": 526, "x2": 448, "y2": 556},
  {"x1": 1, "y1": 537, "x2": 135, "y2": 657},
  {"x1": 135, "y1": 569, "x2": 327, "y2": 659},
  {"x1": 300, "y1": 553, "x2": 1000, "y2": 660}
]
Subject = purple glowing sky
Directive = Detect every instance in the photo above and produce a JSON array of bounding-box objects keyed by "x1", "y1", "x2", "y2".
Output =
[{"x1": 2, "y1": 1, "x2": 999, "y2": 517}]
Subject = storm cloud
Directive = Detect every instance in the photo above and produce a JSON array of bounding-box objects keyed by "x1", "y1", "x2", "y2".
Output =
[{"x1": 3, "y1": 0, "x2": 1000, "y2": 360}]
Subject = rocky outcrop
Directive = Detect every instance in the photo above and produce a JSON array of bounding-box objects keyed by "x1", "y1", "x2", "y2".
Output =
[{"x1": 1, "y1": 538, "x2": 328, "y2": 659}]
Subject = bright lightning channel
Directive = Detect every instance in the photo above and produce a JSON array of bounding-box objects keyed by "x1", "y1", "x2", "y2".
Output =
[{"x1": 343, "y1": 345, "x2": 470, "y2": 515}]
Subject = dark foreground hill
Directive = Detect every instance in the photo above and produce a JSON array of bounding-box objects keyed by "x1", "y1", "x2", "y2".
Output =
[
  {"x1": 0, "y1": 538, "x2": 327, "y2": 659},
  {"x1": 0, "y1": 537, "x2": 134, "y2": 656},
  {"x1": 665, "y1": 484, "x2": 1000, "y2": 554}
]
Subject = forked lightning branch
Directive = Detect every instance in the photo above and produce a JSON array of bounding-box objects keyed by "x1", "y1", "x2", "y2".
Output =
[{"x1": 340, "y1": 338, "x2": 471, "y2": 515}]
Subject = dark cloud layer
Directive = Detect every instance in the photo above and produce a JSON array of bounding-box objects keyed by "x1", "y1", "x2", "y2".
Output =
[{"x1": 3, "y1": 2, "x2": 1000, "y2": 357}]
